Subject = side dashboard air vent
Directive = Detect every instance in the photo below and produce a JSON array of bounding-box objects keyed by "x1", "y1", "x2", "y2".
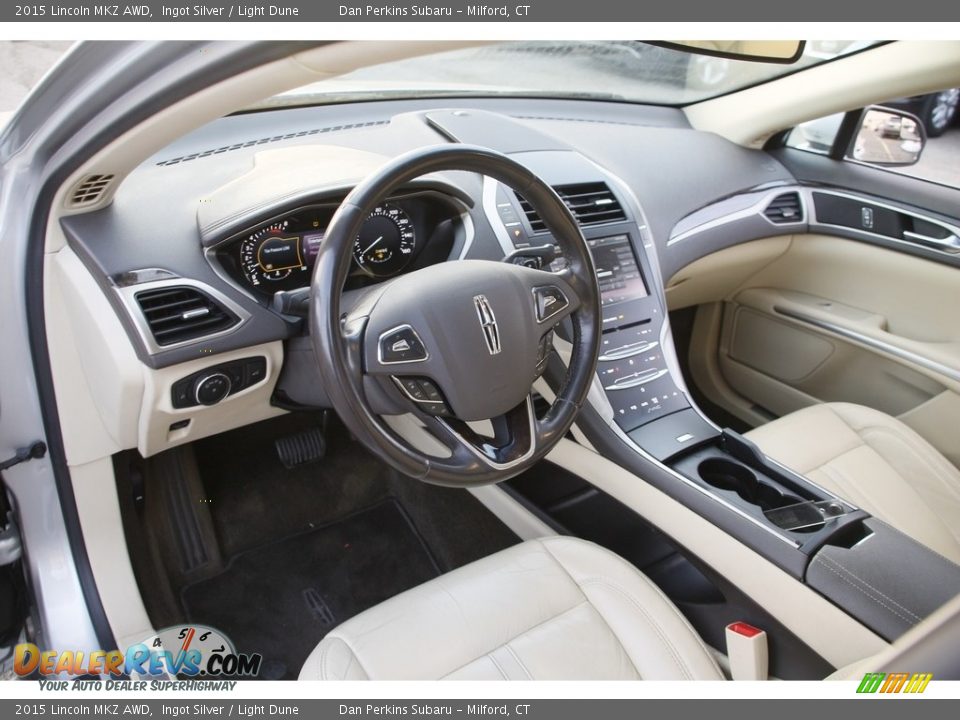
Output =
[
  {"x1": 517, "y1": 182, "x2": 627, "y2": 233},
  {"x1": 134, "y1": 286, "x2": 239, "y2": 347},
  {"x1": 68, "y1": 174, "x2": 115, "y2": 208},
  {"x1": 764, "y1": 192, "x2": 804, "y2": 224}
]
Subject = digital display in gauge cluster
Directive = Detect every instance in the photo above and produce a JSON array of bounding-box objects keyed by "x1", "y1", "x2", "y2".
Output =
[
  {"x1": 234, "y1": 202, "x2": 418, "y2": 293},
  {"x1": 237, "y1": 209, "x2": 330, "y2": 292}
]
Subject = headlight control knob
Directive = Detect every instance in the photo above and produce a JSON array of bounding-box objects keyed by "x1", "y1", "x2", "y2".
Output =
[{"x1": 194, "y1": 372, "x2": 232, "y2": 406}]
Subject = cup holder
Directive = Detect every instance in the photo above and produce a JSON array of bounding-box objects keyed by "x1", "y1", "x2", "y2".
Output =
[{"x1": 697, "y1": 458, "x2": 802, "y2": 513}]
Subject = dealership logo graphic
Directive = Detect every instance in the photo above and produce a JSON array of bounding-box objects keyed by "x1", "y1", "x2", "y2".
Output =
[
  {"x1": 856, "y1": 672, "x2": 933, "y2": 694},
  {"x1": 14, "y1": 624, "x2": 261, "y2": 678}
]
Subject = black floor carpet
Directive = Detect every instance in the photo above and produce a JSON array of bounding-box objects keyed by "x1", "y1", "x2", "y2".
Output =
[
  {"x1": 181, "y1": 498, "x2": 441, "y2": 680},
  {"x1": 193, "y1": 413, "x2": 396, "y2": 559}
]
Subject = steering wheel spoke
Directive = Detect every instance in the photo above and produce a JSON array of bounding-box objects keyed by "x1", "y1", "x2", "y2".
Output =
[{"x1": 421, "y1": 395, "x2": 539, "y2": 471}]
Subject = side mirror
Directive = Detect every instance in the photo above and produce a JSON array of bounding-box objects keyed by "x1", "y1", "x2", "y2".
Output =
[{"x1": 849, "y1": 106, "x2": 926, "y2": 166}]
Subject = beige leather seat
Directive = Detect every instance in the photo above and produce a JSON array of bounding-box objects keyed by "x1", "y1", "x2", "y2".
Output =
[
  {"x1": 300, "y1": 536, "x2": 724, "y2": 680},
  {"x1": 746, "y1": 402, "x2": 960, "y2": 565}
]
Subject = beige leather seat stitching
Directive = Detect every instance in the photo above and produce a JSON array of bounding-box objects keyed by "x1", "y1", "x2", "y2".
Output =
[
  {"x1": 746, "y1": 402, "x2": 960, "y2": 565},
  {"x1": 438, "y1": 600, "x2": 606, "y2": 680},
  {"x1": 319, "y1": 635, "x2": 370, "y2": 680},
  {"x1": 859, "y1": 425, "x2": 960, "y2": 534},
  {"x1": 301, "y1": 537, "x2": 724, "y2": 680},
  {"x1": 578, "y1": 578, "x2": 689, "y2": 679}
]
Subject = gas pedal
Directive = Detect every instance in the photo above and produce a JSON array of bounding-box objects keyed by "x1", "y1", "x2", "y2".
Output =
[{"x1": 274, "y1": 427, "x2": 326, "y2": 469}]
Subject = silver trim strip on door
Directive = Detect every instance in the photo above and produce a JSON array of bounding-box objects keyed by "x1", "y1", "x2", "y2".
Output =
[
  {"x1": 774, "y1": 306, "x2": 960, "y2": 384},
  {"x1": 806, "y1": 187, "x2": 960, "y2": 260}
]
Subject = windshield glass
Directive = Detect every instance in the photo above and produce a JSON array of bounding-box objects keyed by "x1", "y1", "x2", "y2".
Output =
[{"x1": 248, "y1": 41, "x2": 877, "y2": 111}]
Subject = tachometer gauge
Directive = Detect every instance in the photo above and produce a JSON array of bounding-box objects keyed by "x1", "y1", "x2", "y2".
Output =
[
  {"x1": 353, "y1": 203, "x2": 416, "y2": 277},
  {"x1": 239, "y1": 220, "x2": 306, "y2": 287}
]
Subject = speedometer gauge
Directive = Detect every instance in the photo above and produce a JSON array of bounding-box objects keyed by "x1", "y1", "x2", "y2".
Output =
[{"x1": 353, "y1": 203, "x2": 416, "y2": 277}]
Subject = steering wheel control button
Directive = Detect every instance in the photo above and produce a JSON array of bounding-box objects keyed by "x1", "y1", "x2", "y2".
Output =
[
  {"x1": 392, "y1": 376, "x2": 450, "y2": 416},
  {"x1": 533, "y1": 285, "x2": 569, "y2": 323},
  {"x1": 194, "y1": 373, "x2": 232, "y2": 406},
  {"x1": 378, "y1": 325, "x2": 428, "y2": 364},
  {"x1": 536, "y1": 331, "x2": 555, "y2": 374},
  {"x1": 396, "y1": 376, "x2": 429, "y2": 402},
  {"x1": 419, "y1": 379, "x2": 444, "y2": 403}
]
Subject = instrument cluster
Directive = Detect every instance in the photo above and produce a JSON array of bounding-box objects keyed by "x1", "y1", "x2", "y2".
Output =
[{"x1": 216, "y1": 193, "x2": 461, "y2": 299}]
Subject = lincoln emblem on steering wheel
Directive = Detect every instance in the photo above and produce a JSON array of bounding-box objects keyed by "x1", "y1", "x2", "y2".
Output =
[{"x1": 473, "y1": 295, "x2": 502, "y2": 356}]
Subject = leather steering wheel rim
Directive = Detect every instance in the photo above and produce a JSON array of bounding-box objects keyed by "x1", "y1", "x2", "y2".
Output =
[{"x1": 310, "y1": 144, "x2": 601, "y2": 486}]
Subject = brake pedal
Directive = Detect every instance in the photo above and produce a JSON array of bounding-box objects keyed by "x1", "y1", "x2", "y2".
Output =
[{"x1": 275, "y1": 427, "x2": 326, "y2": 469}]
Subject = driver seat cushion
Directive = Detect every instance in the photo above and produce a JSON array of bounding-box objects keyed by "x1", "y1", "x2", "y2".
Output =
[
  {"x1": 300, "y1": 536, "x2": 724, "y2": 680},
  {"x1": 746, "y1": 402, "x2": 960, "y2": 565}
]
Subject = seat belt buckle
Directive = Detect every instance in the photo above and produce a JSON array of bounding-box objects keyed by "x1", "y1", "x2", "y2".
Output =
[{"x1": 725, "y1": 621, "x2": 769, "y2": 680}]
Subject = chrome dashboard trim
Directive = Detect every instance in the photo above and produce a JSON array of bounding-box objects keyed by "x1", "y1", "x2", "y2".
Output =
[
  {"x1": 455, "y1": 207, "x2": 476, "y2": 260},
  {"x1": 666, "y1": 187, "x2": 806, "y2": 246},
  {"x1": 481, "y1": 175, "x2": 519, "y2": 258}
]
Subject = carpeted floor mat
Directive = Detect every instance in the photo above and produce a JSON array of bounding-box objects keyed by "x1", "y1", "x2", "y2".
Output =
[{"x1": 180, "y1": 498, "x2": 440, "y2": 680}]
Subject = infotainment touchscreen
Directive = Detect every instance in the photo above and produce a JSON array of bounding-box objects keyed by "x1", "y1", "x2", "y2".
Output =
[{"x1": 588, "y1": 234, "x2": 648, "y2": 306}]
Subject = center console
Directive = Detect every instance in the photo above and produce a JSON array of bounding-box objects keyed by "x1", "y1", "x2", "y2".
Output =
[
  {"x1": 427, "y1": 108, "x2": 960, "y2": 649},
  {"x1": 487, "y1": 149, "x2": 960, "y2": 645}
]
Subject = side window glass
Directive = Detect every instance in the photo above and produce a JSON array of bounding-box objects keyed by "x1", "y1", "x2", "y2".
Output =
[
  {"x1": 785, "y1": 113, "x2": 844, "y2": 156},
  {"x1": 785, "y1": 89, "x2": 959, "y2": 190}
]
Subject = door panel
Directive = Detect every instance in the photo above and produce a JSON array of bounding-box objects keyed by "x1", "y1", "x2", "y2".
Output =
[
  {"x1": 683, "y1": 143, "x2": 960, "y2": 467},
  {"x1": 732, "y1": 233, "x2": 960, "y2": 346},
  {"x1": 722, "y1": 298, "x2": 946, "y2": 417},
  {"x1": 691, "y1": 233, "x2": 960, "y2": 468}
]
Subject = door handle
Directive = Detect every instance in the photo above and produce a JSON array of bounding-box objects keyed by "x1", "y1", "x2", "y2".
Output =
[{"x1": 903, "y1": 230, "x2": 960, "y2": 254}]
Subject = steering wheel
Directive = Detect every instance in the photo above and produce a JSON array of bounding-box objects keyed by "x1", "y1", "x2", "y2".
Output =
[{"x1": 311, "y1": 145, "x2": 601, "y2": 486}]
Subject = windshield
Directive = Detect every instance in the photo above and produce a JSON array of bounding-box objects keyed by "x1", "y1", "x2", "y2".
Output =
[{"x1": 248, "y1": 41, "x2": 878, "y2": 111}]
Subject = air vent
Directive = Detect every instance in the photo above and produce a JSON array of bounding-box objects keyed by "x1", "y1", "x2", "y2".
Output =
[
  {"x1": 134, "y1": 286, "x2": 239, "y2": 347},
  {"x1": 68, "y1": 174, "x2": 115, "y2": 208},
  {"x1": 764, "y1": 192, "x2": 803, "y2": 224},
  {"x1": 517, "y1": 182, "x2": 626, "y2": 233}
]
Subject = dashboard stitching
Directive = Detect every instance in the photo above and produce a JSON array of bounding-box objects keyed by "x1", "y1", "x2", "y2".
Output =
[{"x1": 155, "y1": 121, "x2": 390, "y2": 167}]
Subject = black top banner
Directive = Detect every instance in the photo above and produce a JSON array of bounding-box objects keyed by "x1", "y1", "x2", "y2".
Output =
[{"x1": 6, "y1": 0, "x2": 960, "y2": 22}]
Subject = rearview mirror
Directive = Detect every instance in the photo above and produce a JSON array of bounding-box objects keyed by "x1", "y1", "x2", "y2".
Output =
[
  {"x1": 650, "y1": 41, "x2": 805, "y2": 64},
  {"x1": 850, "y1": 107, "x2": 926, "y2": 166}
]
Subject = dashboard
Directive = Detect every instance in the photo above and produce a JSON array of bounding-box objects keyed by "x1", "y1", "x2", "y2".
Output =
[
  {"x1": 214, "y1": 192, "x2": 465, "y2": 298},
  {"x1": 57, "y1": 96, "x2": 814, "y2": 390},
  {"x1": 57, "y1": 97, "x2": 807, "y2": 421}
]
